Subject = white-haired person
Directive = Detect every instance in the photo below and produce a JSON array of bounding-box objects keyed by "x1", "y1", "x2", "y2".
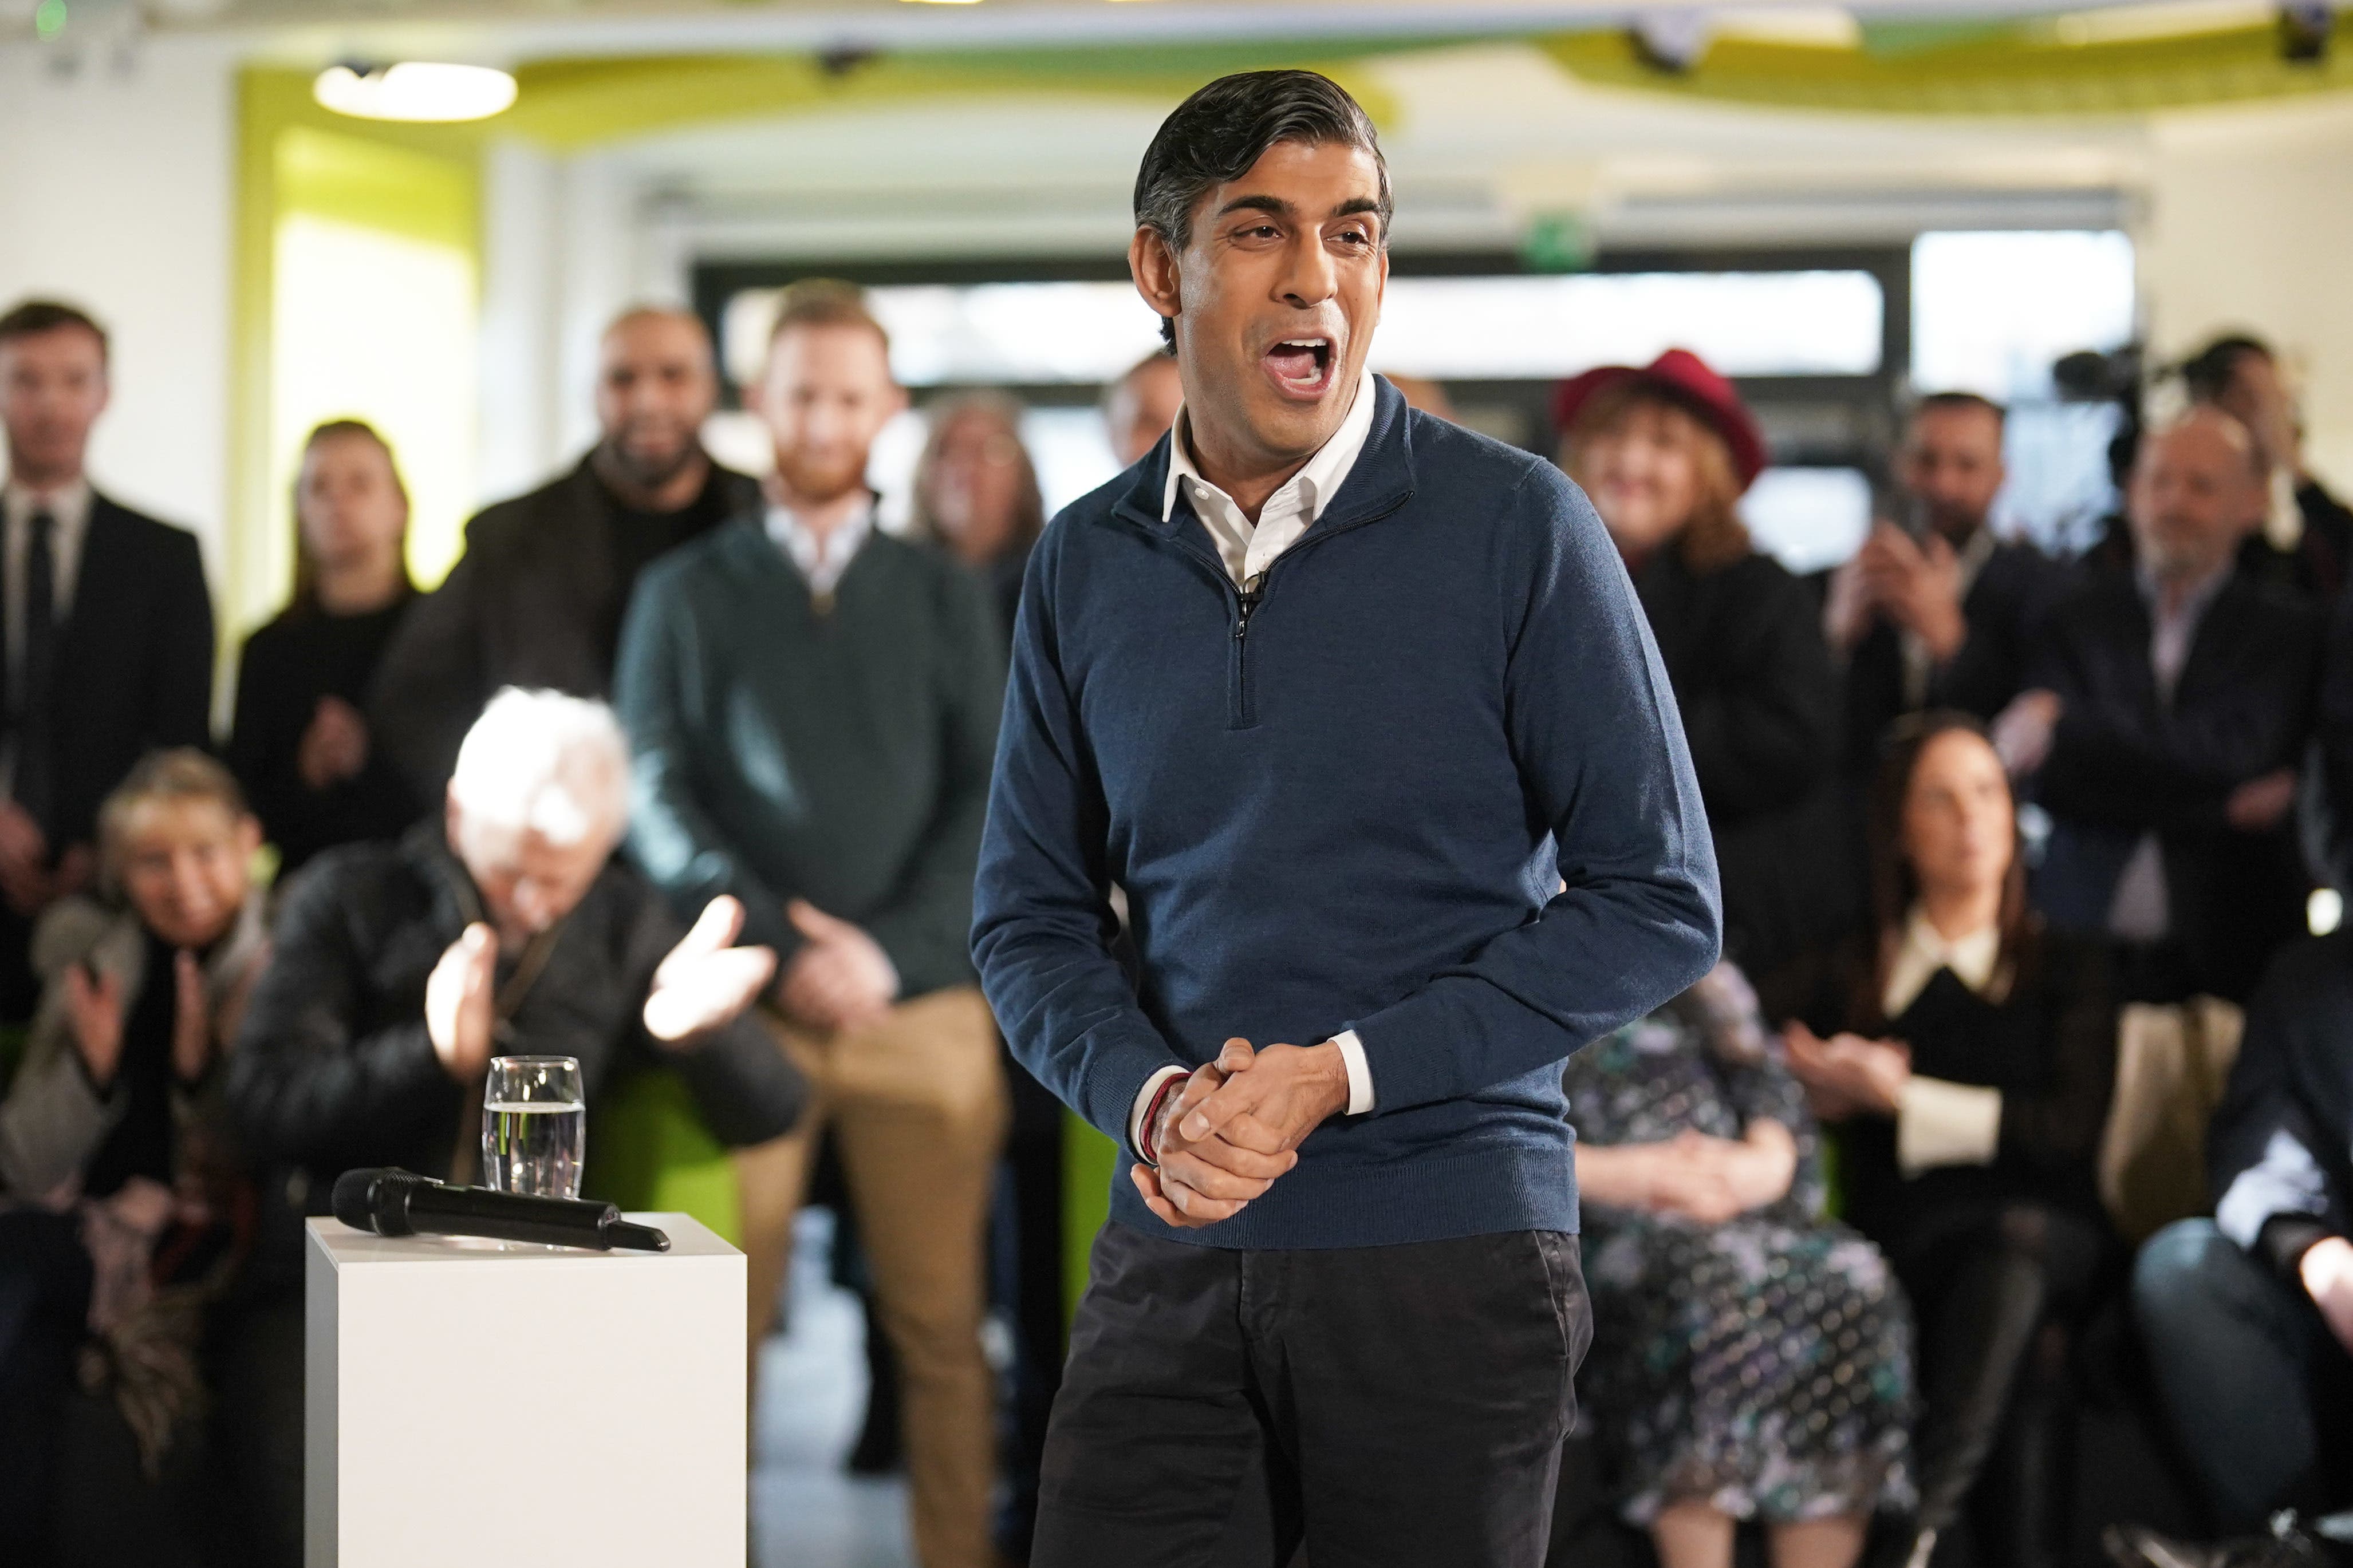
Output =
[{"x1": 216, "y1": 688, "x2": 806, "y2": 1568}]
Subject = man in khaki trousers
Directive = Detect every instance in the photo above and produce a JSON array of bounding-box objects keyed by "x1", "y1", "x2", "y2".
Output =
[{"x1": 614, "y1": 280, "x2": 1009, "y2": 1568}]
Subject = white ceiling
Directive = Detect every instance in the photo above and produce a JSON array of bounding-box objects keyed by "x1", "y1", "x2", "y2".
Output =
[{"x1": 610, "y1": 39, "x2": 2154, "y2": 262}]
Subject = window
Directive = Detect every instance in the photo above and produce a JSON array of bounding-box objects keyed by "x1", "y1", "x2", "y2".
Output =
[
  {"x1": 1912, "y1": 231, "x2": 2137, "y2": 550},
  {"x1": 717, "y1": 270, "x2": 1886, "y2": 394}
]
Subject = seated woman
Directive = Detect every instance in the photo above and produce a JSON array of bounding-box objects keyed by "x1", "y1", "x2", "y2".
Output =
[
  {"x1": 1779, "y1": 713, "x2": 2118, "y2": 1568},
  {"x1": 1568, "y1": 961, "x2": 1913, "y2": 1568},
  {"x1": 227, "y1": 418, "x2": 419, "y2": 878},
  {"x1": 0, "y1": 750, "x2": 271, "y2": 1559},
  {"x1": 1555, "y1": 349, "x2": 1854, "y2": 978}
]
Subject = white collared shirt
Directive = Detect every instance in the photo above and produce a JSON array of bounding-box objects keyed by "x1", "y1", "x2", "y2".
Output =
[
  {"x1": 1161, "y1": 365, "x2": 1378, "y2": 589},
  {"x1": 765, "y1": 496, "x2": 876, "y2": 599},
  {"x1": 1883, "y1": 907, "x2": 2008, "y2": 1178},
  {"x1": 1129, "y1": 371, "x2": 1381, "y2": 1160},
  {"x1": 2107, "y1": 559, "x2": 2233, "y2": 942},
  {"x1": 0, "y1": 477, "x2": 92, "y2": 682}
]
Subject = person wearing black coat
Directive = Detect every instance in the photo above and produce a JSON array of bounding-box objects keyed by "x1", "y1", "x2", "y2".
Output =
[
  {"x1": 1827, "y1": 393, "x2": 2064, "y2": 769},
  {"x1": 2005, "y1": 410, "x2": 2323, "y2": 1006},
  {"x1": 2130, "y1": 932, "x2": 2353, "y2": 1538},
  {"x1": 1778, "y1": 714, "x2": 2118, "y2": 1568},
  {"x1": 215, "y1": 690, "x2": 806, "y2": 1568},
  {"x1": 369, "y1": 307, "x2": 759, "y2": 802},
  {"x1": 0, "y1": 300, "x2": 214, "y2": 1022},
  {"x1": 227, "y1": 420, "x2": 420, "y2": 876},
  {"x1": 1557, "y1": 349, "x2": 1854, "y2": 977}
]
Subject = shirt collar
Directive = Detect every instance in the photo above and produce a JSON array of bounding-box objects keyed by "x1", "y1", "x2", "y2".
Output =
[
  {"x1": 764, "y1": 495, "x2": 876, "y2": 582},
  {"x1": 2134, "y1": 556, "x2": 2231, "y2": 628},
  {"x1": 1161, "y1": 367, "x2": 1379, "y2": 527},
  {"x1": 2, "y1": 476, "x2": 92, "y2": 534},
  {"x1": 1884, "y1": 905, "x2": 2003, "y2": 1017}
]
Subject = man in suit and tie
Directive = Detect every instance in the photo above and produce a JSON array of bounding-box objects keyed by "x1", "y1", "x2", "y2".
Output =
[{"x1": 0, "y1": 299, "x2": 215, "y2": 1018}]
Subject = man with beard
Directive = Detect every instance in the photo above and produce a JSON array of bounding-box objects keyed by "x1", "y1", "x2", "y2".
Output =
[
  {"x1": 614, "y1": 280, "x2": 1007, "y2": 1568},
  {"x1": 1826, "y1": 392, "x2": 2063, "y2": 767},
  {"x1": 371, "y1": 307, "x2": 758, "y2": 800}
]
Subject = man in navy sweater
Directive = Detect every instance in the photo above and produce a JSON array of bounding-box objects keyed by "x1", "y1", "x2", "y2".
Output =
[{"x1": 972, "y1": 70, "x2": 1721, "y2": 1566}]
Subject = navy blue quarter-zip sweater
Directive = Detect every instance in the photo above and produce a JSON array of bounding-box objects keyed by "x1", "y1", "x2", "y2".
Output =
[{"x1": 972, "y1": 377, "x2": 1721, "y2": 1250}]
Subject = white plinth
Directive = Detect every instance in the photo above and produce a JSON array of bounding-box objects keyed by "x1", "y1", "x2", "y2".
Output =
[{"x1": 305, "y1": 1213, "x2": 744, "y2": 1568}]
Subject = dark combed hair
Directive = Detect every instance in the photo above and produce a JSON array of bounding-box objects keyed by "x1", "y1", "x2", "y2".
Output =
[
  {"x1": 0, "y1": 298, "x2": 109, "y2": 364},
  {"x1": 1860, "y1": 709, "x2": 2036, "y2": 1028},
  {"x1": 2181, "y1": 332, "x2": 2275, "y2": 403},
  {"x1": 1911, "y1": 390, "x2": 2008, "y2": 428},
  {"x1": 1133, "y1": 70, "x2": 1392, "y2": 346}
]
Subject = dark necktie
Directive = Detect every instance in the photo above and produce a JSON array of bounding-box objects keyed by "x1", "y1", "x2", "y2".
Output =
[{"x1": 14, "y1": 508, "x2": 56, "y2": 829}]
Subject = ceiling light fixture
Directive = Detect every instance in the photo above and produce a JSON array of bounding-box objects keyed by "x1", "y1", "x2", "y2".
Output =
[{"x1": 313, "y1": 61, "x2": 518, "y2": 123}]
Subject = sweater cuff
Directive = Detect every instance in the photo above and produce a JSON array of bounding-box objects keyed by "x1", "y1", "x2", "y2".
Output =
[
  {"x1": 1129, "y1": 1067, "x2": 1187, "y2": 1162},
  {"x1": 2260, "y1": 1214, "x2": 2337, "y2": 1284},
  {"x1": 1896, "y1": 1076, "x2": 2003, "y2": 1177},
  {"x1": 1346, "y1": 984, "x2": 1470, "y2": 1115}
]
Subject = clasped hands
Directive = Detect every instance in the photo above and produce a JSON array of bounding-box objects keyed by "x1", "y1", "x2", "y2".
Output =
[{"x1": 1130, "y1": 1036, "x2": 1350, "y2": 1230}]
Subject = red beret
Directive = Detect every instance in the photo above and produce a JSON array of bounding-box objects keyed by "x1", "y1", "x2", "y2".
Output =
[{"x1": 1551, "y1": 347, "x2": 1768, "y2": 492}]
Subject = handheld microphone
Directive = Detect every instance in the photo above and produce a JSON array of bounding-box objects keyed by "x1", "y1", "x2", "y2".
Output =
[{"x1": 331, "y1": 1167, "x2": 670, "y2": 1253}]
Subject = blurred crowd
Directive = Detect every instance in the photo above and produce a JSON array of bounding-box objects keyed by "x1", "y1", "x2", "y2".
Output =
[{"x1": 2, "y1": 277, "x2": 2352, "y2": 1568}]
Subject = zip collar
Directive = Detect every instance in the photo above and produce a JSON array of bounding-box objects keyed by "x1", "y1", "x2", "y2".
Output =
[{"x1": 1110, "y1": 374, "x2": 1417, "y2": 543}]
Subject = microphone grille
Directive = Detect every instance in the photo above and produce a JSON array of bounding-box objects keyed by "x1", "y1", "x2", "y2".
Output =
[
  {"x1": 332, "y1": 1168, "x2": 428, "y2": 1235},
  {"x1": 330, "y1": 1167, "x2": 382, "y2": 1231}
]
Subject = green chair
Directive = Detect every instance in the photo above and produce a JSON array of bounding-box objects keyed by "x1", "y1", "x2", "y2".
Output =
[{"x1": 581, "y1": 1067, "x2": 744, "y2": 1244}]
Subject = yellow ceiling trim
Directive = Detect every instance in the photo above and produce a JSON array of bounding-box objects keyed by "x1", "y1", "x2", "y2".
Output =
[{"x1": 1541, "y1": 13, "x2": 2353, "y2": 114}]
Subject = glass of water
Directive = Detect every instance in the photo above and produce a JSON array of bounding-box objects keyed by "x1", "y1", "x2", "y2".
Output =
[{"x1": 482, "y1": 1056, "x2": 585, "y2": 1199}]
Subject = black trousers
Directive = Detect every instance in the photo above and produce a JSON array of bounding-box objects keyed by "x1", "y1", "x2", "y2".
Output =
[
  {"x1": 0, "y1": 1208, "x2": 92, "y2": 1563},
  {"x1": 1035, "y1": 1221, "x2": 1589, "y2": 1568}
]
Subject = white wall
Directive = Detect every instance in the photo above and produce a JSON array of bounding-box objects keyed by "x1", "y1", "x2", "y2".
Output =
[
  {"x1": 2140, "y1": 97, "x2": 2353, "y2": 495},
  {"x1": 0, "y1": 35, "x2": 235, "y2": 585}
]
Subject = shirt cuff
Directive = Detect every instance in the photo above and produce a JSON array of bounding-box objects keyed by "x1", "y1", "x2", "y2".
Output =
[
  {"x1": 1331, "y1": 1029, "x2": 1374, "y2": 1116},
  {"x1": 1896, "y1": 1076, "x2": 2003, "y2": 1177},
  {"x1": 1128, "y1": 1065, "x2": 1187, "y2": 1162}
]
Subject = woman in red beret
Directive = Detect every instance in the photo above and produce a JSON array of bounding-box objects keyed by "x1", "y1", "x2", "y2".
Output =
[{"x1": 1555, "y1": 349, "x2": 1857, "y2": 980}]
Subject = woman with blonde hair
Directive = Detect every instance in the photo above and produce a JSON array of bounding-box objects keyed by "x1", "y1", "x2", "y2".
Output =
[{"x1": 1556, "y1": 349, "x2": 1850, "y2": 977}]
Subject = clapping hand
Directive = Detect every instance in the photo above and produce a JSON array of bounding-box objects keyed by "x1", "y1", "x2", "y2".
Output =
[
  {"x1": 1990, "y1": 689, "x2": 2063, "y2": 777},
  {"x1": 1130, "y1": 1040, "x2": 1300, "y2": 1229},
  {"x1": 2300, "y1": 1236, "x2": 2353, "y2": 1355},
  {"x1": 644, "y1": 895, "x2": 777, "y2": 1045},
  {"x1": 63, "y1": 961, "x2": 126, "y2": 1088},
  {"x1": 170, "y1": 950, "x2": 213, "y2": 1083},
  {"x1": 775, "y1": 899, "x2": 896, "y2": 1034},
  {"x1": 1853, "y1": 526, "x2": 1967, "y2": 662},
  {"x1": 425, "y1": 922, "x2": 497, "y2": 1083},
  {"x1": 1784, "y1": 1021, "x2": 1910, "y2": 1120},
  {"x1": 0, "y1": 801, "x2": 52, "y2": 917},
  {"x1": 2226, "y1": 768, "x2": 2299, "y2": 833},
  {"x1": 297, "y1": 696, "x2": 371, "y2": 791}
]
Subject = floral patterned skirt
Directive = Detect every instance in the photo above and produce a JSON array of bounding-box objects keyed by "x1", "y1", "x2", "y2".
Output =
[{"x1": 1580, "y1": 1208, "x2": 1917, "y2": 1526}]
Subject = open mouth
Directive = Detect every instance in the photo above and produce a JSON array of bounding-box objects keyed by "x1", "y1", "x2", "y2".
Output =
[{"x1": 1262, "y1": 336, "x2": 1336, "y2": 400}]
